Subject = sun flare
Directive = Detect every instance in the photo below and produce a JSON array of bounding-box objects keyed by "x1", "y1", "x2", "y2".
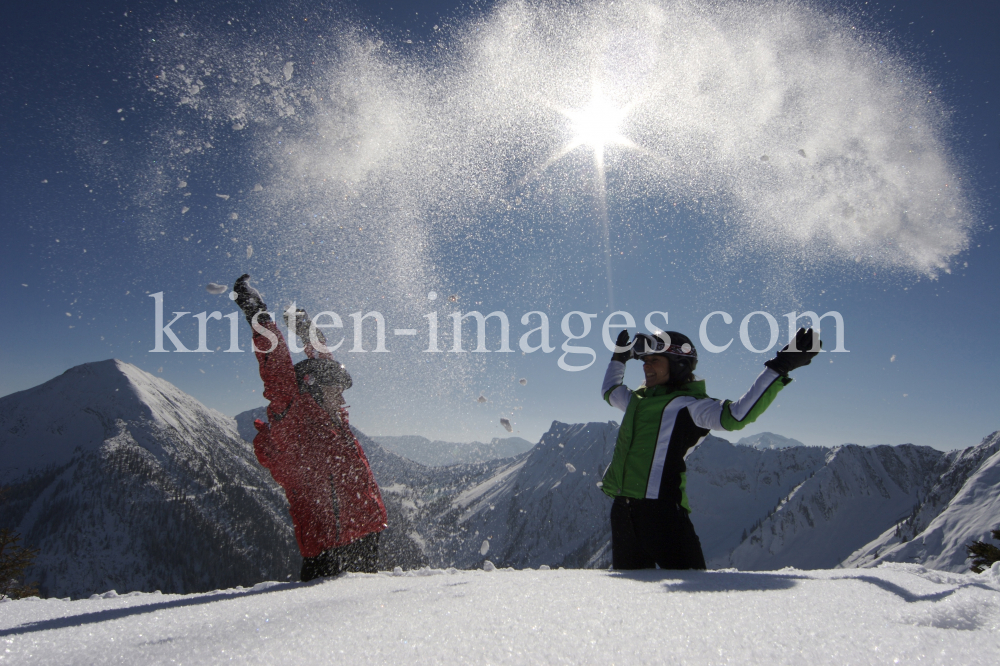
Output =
[{"x1": 558, "y1": 87, "x2": 635, "y2": 170}]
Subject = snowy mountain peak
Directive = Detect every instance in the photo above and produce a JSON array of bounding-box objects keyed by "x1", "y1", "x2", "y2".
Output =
[
  {"x1": 737, "y1": 432, "x2": 806, "y2": 450},
  {"x1": 1, "y1": 359, "x2": 240, "y2": 484},
  {"x1": 0, "y1": 359, "x2": 298, "y2": 598}
]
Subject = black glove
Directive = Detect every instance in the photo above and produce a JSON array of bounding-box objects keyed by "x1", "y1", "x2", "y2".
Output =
[
  {"x1": 233, "y1": 274, "x2": 269, "y2": 324},
  {"x1": 765, "y1": 327, "x2": 821, "y2": 376},
  {"x1": 611, "y1": 330, "x2": 632, "y2": 363}
]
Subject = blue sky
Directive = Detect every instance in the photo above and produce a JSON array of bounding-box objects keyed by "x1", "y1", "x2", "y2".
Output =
[{"x1": 2, "y1": 0, "x2": 998, "y2": 450}]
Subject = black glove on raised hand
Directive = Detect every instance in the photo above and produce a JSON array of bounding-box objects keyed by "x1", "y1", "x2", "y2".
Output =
[
  {"x1": 611, "y1": 329, "x2": 632, "y2": 363},
  {"x1": 765, "y1": 327, "x2": 822, "y2": 376},
  {"x1": 233, "y1": 274, "x2": 269, "y2": 324}
]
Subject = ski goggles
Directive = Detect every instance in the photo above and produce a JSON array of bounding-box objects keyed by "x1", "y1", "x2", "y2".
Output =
[{"x1": 630, "y1": 332, "x2": 696, "y2": 360}]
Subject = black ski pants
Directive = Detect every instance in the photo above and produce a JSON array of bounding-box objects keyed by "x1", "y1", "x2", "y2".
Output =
[
  {"x1": 610, "y1": 496, "x2": 706, "y2": 570},
  {"x1": 300, "y1": 531, "x2": 380, "y2": 581}
]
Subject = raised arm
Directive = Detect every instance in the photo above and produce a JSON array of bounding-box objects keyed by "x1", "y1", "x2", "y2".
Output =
[
  {"x1": 688, "y1": 327, "x2": 821, "y2": 431},
  {"x1": 233, "y1": 274, "x2": 299, "y2": 420},
  {"x1": 602, "y1": 329, "x2": 635, "y2": 412},
  {"x1": 687, "y1": 368, "x2": 789, "y2": 431}
]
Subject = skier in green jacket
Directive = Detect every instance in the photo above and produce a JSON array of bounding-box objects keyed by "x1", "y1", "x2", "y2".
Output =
[{"x1": 601, "y1": 327, "x2": 821, "y2": 570}]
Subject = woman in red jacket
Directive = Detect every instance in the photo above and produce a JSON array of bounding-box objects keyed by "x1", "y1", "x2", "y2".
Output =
[{"x1": 233, "y1": 274, "x2": 387, "y2": 581}]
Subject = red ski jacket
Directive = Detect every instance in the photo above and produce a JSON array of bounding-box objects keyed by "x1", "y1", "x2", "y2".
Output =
[{"x1": 250, "y1": 320, "x2": 387, "y2": 558}]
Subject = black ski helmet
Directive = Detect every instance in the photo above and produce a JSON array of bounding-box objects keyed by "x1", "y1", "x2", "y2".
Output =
[
  {"x1": 635, "y1": 331, "x2": 698, "y2": 384},
  {"x1": 294, "y1": 358, "x2": 352, "y2": 403}
]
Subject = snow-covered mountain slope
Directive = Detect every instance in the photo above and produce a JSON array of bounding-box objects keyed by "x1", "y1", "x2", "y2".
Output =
[
  {"x1": 888, "y1": 432, "x2": 1000, "y2": 547},
  {"x1": 685, "y1": 439, "x2": 829, "y2": 565},
  {"x1": 378, "y1": 420, "x2": 995, "y2": 573},
  {"x1": 423, "y1": 421, "x2": 618, "y2": 569},
  {"x1": 737, "y1": 431, "x2": 806, "y2": 450},
  {"x1": 843, "y1": 432, "x2": 1000, "y2": 572},
  {"x1": 369, "y1": 434, "x2": 534, "y2": 466},
  {"x1": 2, "y1": 565, "x2": 998, "y2": 665},
  {"x1": 0, "y1": 360, "x2": 298, "y2": 599},
  {"x1": 406, "y1": 423, "x2": 829, "y2": 570},
  {"x1": 1, "y1": 359, "x2": 237, "y2": 484},
  {"x1": 728, "y1": 443, "x2": 948, "y2": 570},
  {"x1": 353, "y1": 428, "x2": 525, "y2": 571}
]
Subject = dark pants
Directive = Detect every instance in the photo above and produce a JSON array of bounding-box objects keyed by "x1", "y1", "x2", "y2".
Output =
[
  {"x1": 610, "y1": 496, "x2": 706, "y2": 570},
  {"x1": 300, "y1": 532, "x2": 380, "y2": 582}
]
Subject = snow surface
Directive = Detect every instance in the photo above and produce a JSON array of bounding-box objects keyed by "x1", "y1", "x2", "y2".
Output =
[{"x1": 2, "y1": 565, "x2": 998, "y2": 665}]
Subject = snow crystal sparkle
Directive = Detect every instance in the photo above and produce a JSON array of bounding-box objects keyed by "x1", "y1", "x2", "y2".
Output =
[{"x1": 143, "y1": 0, "x2": 972, "y2": 319}]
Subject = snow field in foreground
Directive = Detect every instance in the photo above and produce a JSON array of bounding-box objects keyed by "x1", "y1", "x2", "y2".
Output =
[{"x1": 2, "y1": 564, "x2": 998, "y2": 665}]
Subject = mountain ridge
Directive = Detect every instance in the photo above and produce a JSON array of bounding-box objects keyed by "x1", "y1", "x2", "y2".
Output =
[
  {"x1": 4, "y1": 359, "x2": 996, "y2": 599},
  {"x1": 841, "y1": 432, "x2": 1000, "y2": 570},
  {"x1": 368, "y1": 434, "x2": 535, "y2": 467}
]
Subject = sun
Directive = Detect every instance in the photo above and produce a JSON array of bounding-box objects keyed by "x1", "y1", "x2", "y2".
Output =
[{"x1": 558, "y1": 86, "x2": 635, "y2": 170}]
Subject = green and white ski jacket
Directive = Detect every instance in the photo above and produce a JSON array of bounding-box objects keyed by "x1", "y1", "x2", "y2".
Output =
[{"x1": 600, "y1": 361, "x2": 791, "y2": 511}]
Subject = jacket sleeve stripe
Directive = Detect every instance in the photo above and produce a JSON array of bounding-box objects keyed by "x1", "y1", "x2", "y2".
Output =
[
  {"x1": 720, "y1": 368, "x2": 790, "y2": 431},
  {"x1": 729, "y1": 368, "x2": 783, "y2": 421}
]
